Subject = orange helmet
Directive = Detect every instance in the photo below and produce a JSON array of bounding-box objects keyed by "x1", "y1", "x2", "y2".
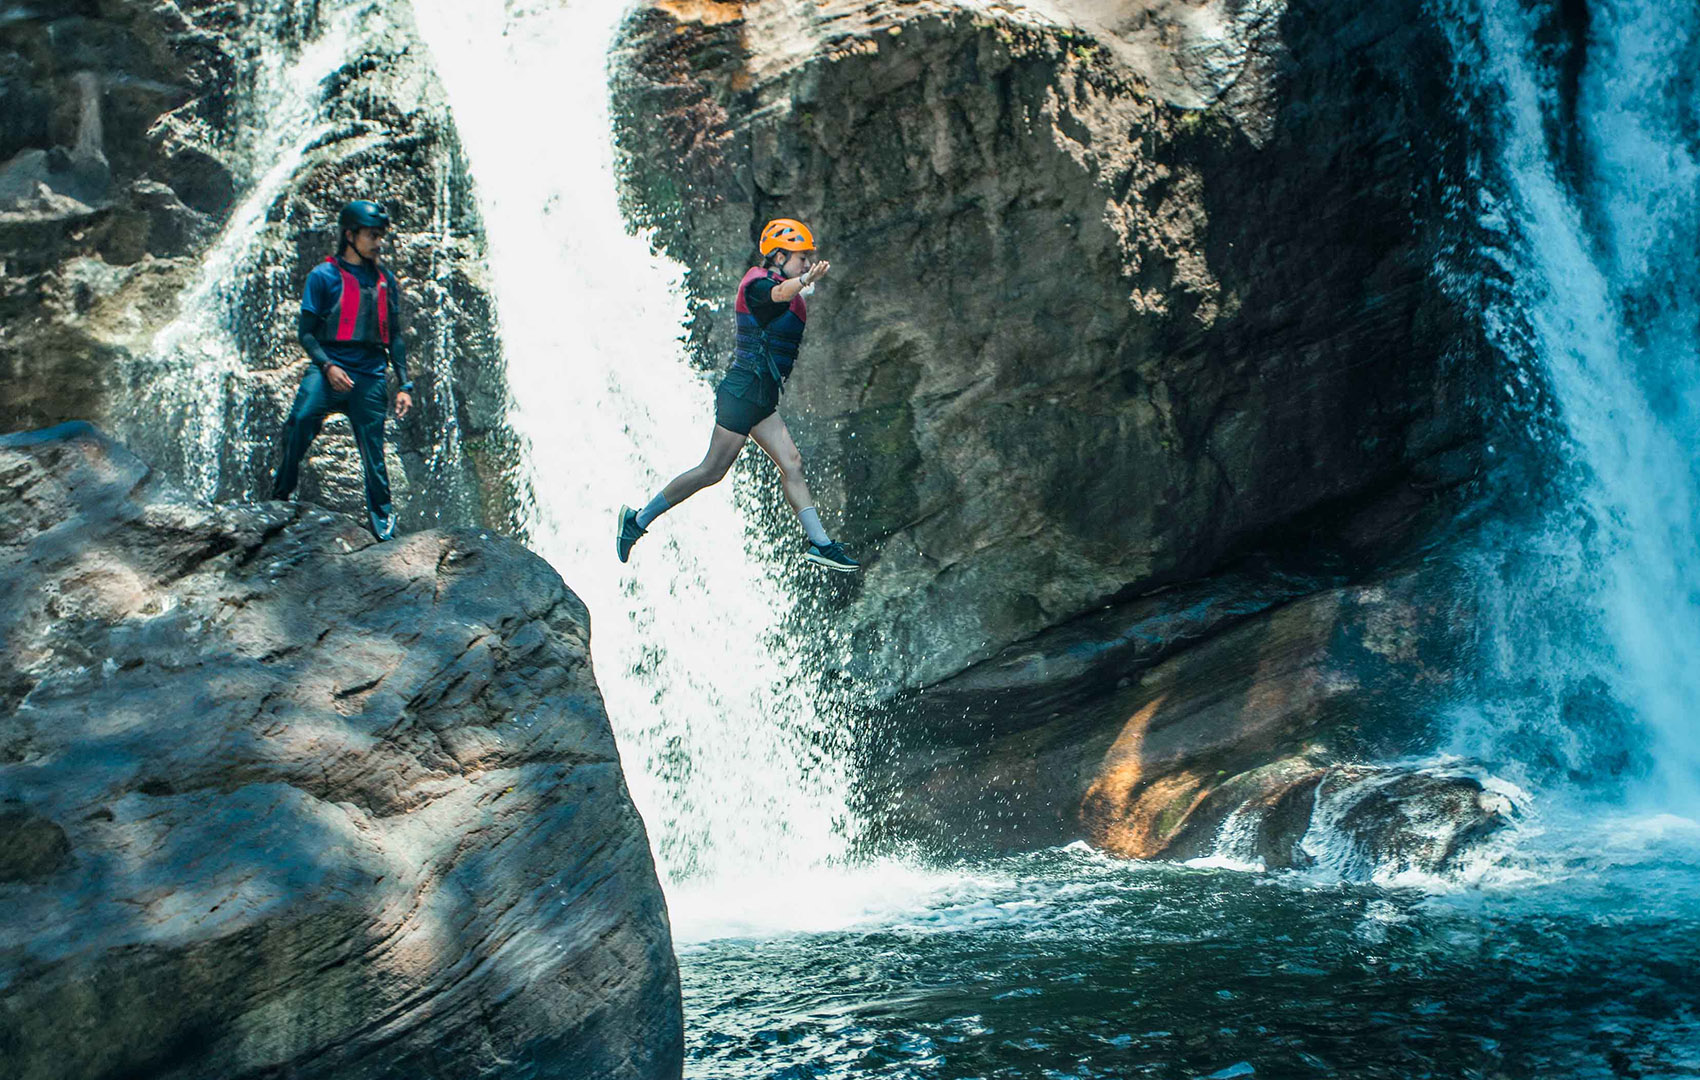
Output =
[{"x1": 759, "y1": 218, "x2": 815, "y2": 256}]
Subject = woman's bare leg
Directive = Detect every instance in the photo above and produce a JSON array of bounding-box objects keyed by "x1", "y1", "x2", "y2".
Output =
[
  {"x1": 656, "y1": 424, "x2": 748, "y2": 510},
  {"x1": 620, "y1": 423, "x2": 753, "y2": 562},
  {"x1": 748, "y1": 412, "x2": 815, "y2": 514}
]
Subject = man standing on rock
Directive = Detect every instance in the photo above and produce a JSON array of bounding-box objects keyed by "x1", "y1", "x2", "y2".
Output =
[
  {"x1": 616, "y1": 217, "x2": 859, "y2": 572},
  {"x1": 271, "y1": 199, "x2": 415, "y2": 541}
]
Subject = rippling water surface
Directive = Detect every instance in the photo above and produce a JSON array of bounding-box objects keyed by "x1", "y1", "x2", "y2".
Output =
[{"x1": 678, "y1": 826, "x2": 1700, "y2": 1079}]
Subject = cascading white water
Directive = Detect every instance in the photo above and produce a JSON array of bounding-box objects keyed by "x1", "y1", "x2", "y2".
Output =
[
  {"x1": 408, "y1": 0, "x2": 859, "y2": 899},
  {"x1": 1436, "y1": 0, "x2": 1700, "y2": 816}
]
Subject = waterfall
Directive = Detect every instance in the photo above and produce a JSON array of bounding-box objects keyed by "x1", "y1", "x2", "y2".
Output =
[
  {"x1": 1437, "y1": 0, "x2": 1700, "y2": 814},
  {"x1": 409, "y1": 0, "x2": 859, "y2": 899}
]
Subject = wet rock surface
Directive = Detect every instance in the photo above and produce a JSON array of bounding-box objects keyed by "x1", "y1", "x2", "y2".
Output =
[
  {"x1": 1153, "y1": 756, "x2": 1519, "y2": 876},
  {"x1": 863, "y1": 560, "x2": 1491, "y2": 867},
  {"x1": 0, "y1": 0, "x2": 221, "y2": 437},
  {"x1": 0, "y1": 0, "x2": 524, "y2": 535},
  {"x1": 0, "y1": 424, "x2": 682, "y2": 1080}
]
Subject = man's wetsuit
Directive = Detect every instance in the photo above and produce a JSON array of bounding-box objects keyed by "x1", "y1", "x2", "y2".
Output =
[
  {"x1": 714, "y1": 267, "x2": 807, "y2": 435},
  {"x1": 272, "y1": 256, "x2": 411, "y2": 537}
]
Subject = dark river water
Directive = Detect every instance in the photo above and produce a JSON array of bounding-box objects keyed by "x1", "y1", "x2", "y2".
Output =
[{"x1": 674, "y1": 820, "x2": 1700, "y2": 1079}]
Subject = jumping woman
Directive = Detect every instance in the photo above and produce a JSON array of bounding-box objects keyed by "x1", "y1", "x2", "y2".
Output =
[{"x1": 616, "y1": 218, "x2": 859, "y2": 572}]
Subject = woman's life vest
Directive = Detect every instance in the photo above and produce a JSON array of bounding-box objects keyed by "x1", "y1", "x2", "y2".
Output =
[
  {"x1": 731, "y1": 266, "x2": 807, "y2": 387},
  {"x1": 319, "y1": 256, "x2": 394, "y2": 346}
]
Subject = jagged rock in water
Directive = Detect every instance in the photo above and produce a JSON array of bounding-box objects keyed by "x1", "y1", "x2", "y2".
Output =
[
  {"x1": 1289, "y1": 765, "x2": 1519, "y2": 878},
  {"x1": 0, "y1": 424, "x2": 682, "y2": 1080},
  {"x1": 0, "y1": 1, "x2": 525, "y2": 535},
  {"x1": 610, "y1": 0, "x2": 1491, "y2": 698},
  {"x1": 1159, "y1": 758, "x2": 1519, "y2": 878},
  {"x1": 1155, "y1": 755, "x2": 1331, "y2": 865}
]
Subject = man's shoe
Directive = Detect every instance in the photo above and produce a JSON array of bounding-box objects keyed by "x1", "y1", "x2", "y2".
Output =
[
  {"x1": 804, "y1": 541, "x2": 859, "y2": 573},
  {"x1": 616, "y1": 505, "x2": 646, "y2": 563},
  {"x1": 371, "y1": 511, "x2": 397, "y2": 542}
]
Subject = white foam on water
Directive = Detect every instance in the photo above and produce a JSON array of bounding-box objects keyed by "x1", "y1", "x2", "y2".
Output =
[
  {"x1": 409, "y1": 0, "x2": 858, "y2": 894},
  {"x1": 1184, "y1": 803, "x2": 1268, "y2": 874},
  {"x1": 668, "y1": 859, "x2": 1025, "y2": 943}
]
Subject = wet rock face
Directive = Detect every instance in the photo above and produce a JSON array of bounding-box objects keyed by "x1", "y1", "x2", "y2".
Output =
[
  {"x1": 168, "y1": 1, "x2": 527, "y2": 536},
  {"x1": 865, "y1": 562, "x2": 1486, "y2": 865},
  {"x1": 0, "y1": 0, "x2": 222, "y2": 435},
  {"x1": 0, "y1": 425, "x2": 682, "y2": 1080},
  {"x1": 612, "y1": 0, "x2": 1489, "y2": 694},
  {"x1": 0, "y1": 1, "x2": 525, "y2": 536}
]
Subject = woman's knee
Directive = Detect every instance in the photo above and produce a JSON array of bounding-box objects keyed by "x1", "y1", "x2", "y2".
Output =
[
  {"x1": 685, "y1": 458, "x2": 731, "y2": 490},
  {"x1": 776, "y1": 450, "x2": 804, "y2": 481},
  {"x1": 703, "y1": 458, "x2": 735, "y2": 485}
]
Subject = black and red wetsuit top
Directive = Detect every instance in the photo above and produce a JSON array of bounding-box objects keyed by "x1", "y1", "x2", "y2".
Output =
[
  {"x1": 730, "y1": 266, "x2": 807, "y2": 393},
  {"x1": 317, "y1": 255, "x2": 395, "y2": 347},
  {"x1": 300, "y1": 256, "x2": 405, "y2": 380}
]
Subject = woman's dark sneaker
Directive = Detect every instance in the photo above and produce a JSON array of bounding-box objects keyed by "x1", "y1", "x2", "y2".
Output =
[
  {"x1": 616, "y1": 505, "x2": 646, "y2": 563},
  {"x1": 805, "y1": 541, "x2": 859, "y2": 572}
]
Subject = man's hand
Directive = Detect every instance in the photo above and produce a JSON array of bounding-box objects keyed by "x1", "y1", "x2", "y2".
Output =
[
  {"x1": 394, "y1": 390, "x2": 413, "y2": 420},
  {"x1": 325, "y1": 364, "x2": 354, "y2": 393},
  {"x1": 803, "y1": 259, "x2": 831, "y2": 285}
]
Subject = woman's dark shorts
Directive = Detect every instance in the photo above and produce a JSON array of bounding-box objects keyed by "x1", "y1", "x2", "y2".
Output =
[{"x1": 714, "y1": 378, "x2": 777, "y2": 436}]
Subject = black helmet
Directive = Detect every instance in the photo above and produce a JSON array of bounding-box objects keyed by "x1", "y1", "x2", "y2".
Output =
[{"x1": 338, "y1": 199, "x2": 391, "y2": 235}]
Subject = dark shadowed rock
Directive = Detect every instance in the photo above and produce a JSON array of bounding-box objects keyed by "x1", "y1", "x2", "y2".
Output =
[
  {"x1": 888, "y1": 563, "x2": 1324, "y2": 747},
  {"x1": 863, "y1": 562, "x2": 1482, "y2": 863},
  {"x1": 0, "y1": 1, "x2": 224, "y2": 435},
  {"x1": 0, "y1": 424, "x2": 682, "y2": 1080}
]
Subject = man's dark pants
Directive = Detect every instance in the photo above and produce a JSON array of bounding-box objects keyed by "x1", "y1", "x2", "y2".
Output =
[{"x1": 272, "y1": 367, "x2": 394, "y2": 535}]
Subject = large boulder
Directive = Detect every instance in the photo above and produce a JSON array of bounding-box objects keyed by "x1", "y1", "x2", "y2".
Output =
[
  {"x1": 0, "y1": 424, "x2": 681, "y2": 1080},
  {"x1": 610, "y1": 0, "x2": 1490, "y2": 695}
]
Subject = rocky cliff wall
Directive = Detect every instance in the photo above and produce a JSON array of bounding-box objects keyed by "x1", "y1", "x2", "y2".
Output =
[
  {"x1": 0, "y1": 0, "x2": 525, "y2": 535},
  {"x1": 0, "y1": 423, "x2": 682, "y2": 1080},
  {"x1": 611, "y1": 0, "x2": 1490, "y2": 695}
]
